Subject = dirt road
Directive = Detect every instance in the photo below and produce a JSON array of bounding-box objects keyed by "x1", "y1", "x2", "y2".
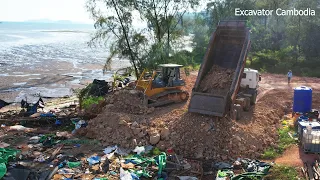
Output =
[
  {"x1": 258, "y1": 73, "x2": 320, "y2": 167},
  {"x1": 258, "y1": 73, "x2": 320, "y2": 103}
]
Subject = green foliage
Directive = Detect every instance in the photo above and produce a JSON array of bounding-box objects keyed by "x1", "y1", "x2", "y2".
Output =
[
  {"x1": 261, "y1": 126, "x2": 296, "y2": 159},
  {"x1": 261, "y1": 148, "x2": 278, "y2": 160},
  {"x1": 77, "y1": 83, "x2": 93, "y2": 109},
  {"x1": 168, "y1": 50, "x2": 195, "y2": 66},
  {"x1": 87, "y1": 0, "x2": 200, "y2": 76},
  {"x1": 87, "y1": 0, "x2": 320, "y2": 78},
  {"x1": 264, "y1": 165, "x2": 299, "y2": 180},
  {"x1": 82, "y1": 96, "x2": 104, "y2": 109}
]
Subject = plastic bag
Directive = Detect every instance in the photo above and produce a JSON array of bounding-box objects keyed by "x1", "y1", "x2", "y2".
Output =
[
  {"x1": 120, "y1": 168, "x2": 133, "y2": 180},
  {"x1": 0, "y1": 148, "x2": 20, "y2": 178}
]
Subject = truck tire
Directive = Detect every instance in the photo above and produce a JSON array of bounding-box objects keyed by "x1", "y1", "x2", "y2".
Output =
[
  {"x1": 243, "y1": 97, "x2": 250, "y2": 111},
  {"x1": 250, "y1": 91, "x2": 257, "y2": 105},
  {"x1": 236, "y1": 109, "x2": 243, "y2": 120},
  {"x1": 234, "y1": 104, "x2": 242, "y2": 120}
]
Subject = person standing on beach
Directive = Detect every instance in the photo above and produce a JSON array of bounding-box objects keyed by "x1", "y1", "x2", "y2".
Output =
[{"x1": 287, "y1": 70, "x2": 292, "y2": 84}]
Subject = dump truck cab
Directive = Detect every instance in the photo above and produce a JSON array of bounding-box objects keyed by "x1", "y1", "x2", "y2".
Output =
[{"x1": 240, "y1": 68, "x2": 261, "y2": 89}]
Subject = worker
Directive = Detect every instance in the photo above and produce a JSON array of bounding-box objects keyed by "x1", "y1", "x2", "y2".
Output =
[
  {"x1": 287, "y1": 70, "x2": 292, "y2": 84},
  {"x1": 167, "y1": 68, "x2": 175, "y2": 87}
]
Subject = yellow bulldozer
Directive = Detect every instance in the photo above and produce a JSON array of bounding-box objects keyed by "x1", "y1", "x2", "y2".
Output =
[{"x1": 135, "y1": 64, "x2": 189, "y2": 107}]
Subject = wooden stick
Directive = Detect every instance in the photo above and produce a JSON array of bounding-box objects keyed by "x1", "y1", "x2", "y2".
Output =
[{"x1": 301, "y1": 167, "x2": 308, "y2": 180}]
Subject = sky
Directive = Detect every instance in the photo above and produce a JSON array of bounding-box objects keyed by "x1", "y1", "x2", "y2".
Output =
[
  {"x1": 0, "y1": 0, "x2": 208, "y2": 24},
  {"x1": 0, "y1": 0, "x2": 92, "y2": 24}
]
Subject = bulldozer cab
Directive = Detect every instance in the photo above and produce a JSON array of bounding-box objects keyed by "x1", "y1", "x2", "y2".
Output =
[
  {"x1": 135, "y1": 64, "x2": 189, "y2": 106},
  {"x1": 136, "y1": 64, "x2": 185, "y2": 97},
  {"x1": 154, "y1": 64, "x2": 183, "y2": 87}
]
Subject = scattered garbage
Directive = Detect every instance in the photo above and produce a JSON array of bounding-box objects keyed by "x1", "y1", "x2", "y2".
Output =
[
  {"x1": 6, "y1": 125, "x2": 35, "y2": 132},
  {"x1": 29, "y1": 136, "x2": 41, "y2": 144},
  {"x1": 0, "y1": 148, "x2": 20, "y2": 179},
  {"x1": 177, "y1": 176, "x2": 198, "y2": 180},
  {"x1": 214, "y1": 158, "x2": 272, "y2": 180},
  {"x1": 72, "y1": 119, "x2": 87, "y2": 134},
  {"x1": 104, "y1": 145, "x2": 117, "y2": 154},
  {"x1": 120, "y1": 167, "x2": 133, "y2": 180},
  {"x1": 87, "y1": 156, "x2": 100, "y2": 166},
  {"x1": 133, "y1": 146, "x2": 148, "y2": 155},
  {"x1": 67, "y1": 161, "x2": 81, "y2": 168},
  {"x1": 0, "y1": 143, "x2": 10, "y2": 148}
]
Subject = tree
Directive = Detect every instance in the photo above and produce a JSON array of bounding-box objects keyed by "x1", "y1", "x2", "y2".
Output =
[
  {"x1": 134, "y1": 0, "x2": 199, "y2": 61},
  {"x1": 87, "y1": 0, "x2": 199, "y2": 78},
  {"x1": 87, "y1": 0, "x2": 148, "y2": 78}
]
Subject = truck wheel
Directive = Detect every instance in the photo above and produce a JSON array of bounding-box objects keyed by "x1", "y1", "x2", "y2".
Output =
[
  {"x1": 180, "y1": 91, "x2": 189, "y2": 101},
  {"x1": 230, "y1": 104, "x2": 237, "y2": 120},
  {"x1": 244, "y1": 97, "x2": 250, "y2": 111},
  {"x1": 236, "y1": 109, "x2": 242, "y2": 120},
  {"x1": 234, "y1": 104, "x2": 242, "y2": 120},
  {"x1": 250, "y1": 92, "x2": 257, "y2": 105}
]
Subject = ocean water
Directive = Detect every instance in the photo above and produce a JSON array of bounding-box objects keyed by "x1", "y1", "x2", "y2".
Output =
[
  {"x1": 0, "y1": 22, "x2": 131, "y2": 100},
  {"x1": 0, "y1": 22, "x2": 111, "y2": 68}
]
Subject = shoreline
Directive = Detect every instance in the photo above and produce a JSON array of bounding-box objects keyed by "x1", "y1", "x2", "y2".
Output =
[{"x1": 0, "y1": 59, "x2": 130, "y2": 102}]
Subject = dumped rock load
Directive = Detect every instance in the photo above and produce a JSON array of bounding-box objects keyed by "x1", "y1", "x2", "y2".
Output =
[
  {"x1": 78, "y1": 111, "x2": 166, "y2": 149},
  {"x1": 198, "y1": 65, "x2": 234, "y2": 95},
  {"x1": 80, "y1": 89, "x2": 156, "y2": 148},
  {"x1": 104, "y1": 89, "x2": 153, "y2": 114}
]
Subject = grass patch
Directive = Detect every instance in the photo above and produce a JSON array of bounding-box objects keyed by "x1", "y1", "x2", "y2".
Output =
[
  {"x1": 191, "y1": 64, "x2": 201, "y2": 70},
  {"x1": 264, "y1": 165, "x2": 300, "y2": 180},
  {"x1": 184, "y1": 64, "x2": 201, "y2": 71},
  {"x1": 261, "y1": 126, "x2": 296, "y2": 159},
  {"x1": 82, "y1": 96, "x2": 104, "y2": 109}
]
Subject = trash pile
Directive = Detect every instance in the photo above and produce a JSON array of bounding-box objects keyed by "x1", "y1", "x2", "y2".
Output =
[
  {"x1": 214, "y1": 158, "x2": 272, "y2": 180},
  {"x1": 0, "y1": 124, "x2": 205, "y2": 180},
  {"x1": 302, "y1": 160, "x2": 320, "y2": 180},
  {"x1": 198, "y1": 65, "x2": 235, "y2": 95}
]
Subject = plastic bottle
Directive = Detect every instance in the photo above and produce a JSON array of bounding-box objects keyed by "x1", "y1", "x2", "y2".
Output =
[{"x1": 307, "y1": 123, "x2": 312, "y2": 134}]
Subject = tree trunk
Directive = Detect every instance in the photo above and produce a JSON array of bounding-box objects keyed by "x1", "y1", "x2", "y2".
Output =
[
  {"x1": 111, "y1": 0, "x2": 139, "y2": 78},
  {"x1": 165, "y1": 0, "x2": 169, "y2": 62},
  {"x1": 152, "y1": 0, "x2": 161, "y2": 43}
]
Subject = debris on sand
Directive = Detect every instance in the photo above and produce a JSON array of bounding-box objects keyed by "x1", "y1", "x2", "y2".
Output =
[{"x1": 198, "y1": 65, "x2": 234, "y2": 95}]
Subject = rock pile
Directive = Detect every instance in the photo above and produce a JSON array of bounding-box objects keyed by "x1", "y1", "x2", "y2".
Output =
[
  {"x1": 78, "y1": 111, "x2": 169, "y2": 150},
  {"x1": 198, "y1": 65, "x2": 234, "y2": 95},
  {"x1": 104, "y1": 89, "x2": 152, "y2": 114},
  {"x1": 83, "y1": 89, "x2": 153, "y2": 119}
]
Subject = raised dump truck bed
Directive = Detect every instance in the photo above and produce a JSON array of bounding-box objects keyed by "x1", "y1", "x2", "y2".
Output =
[{"x1": 188, "y1": 20, "x2": 251, "y2": 117}]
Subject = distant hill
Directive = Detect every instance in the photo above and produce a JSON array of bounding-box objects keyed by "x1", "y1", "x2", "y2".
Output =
[{"x1": 25, "y1": 19, "x2": 74, "y2": 24}]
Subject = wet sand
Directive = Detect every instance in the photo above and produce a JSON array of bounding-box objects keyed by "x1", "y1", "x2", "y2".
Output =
[{"x1": 0, "y1": 59, "x2": 129, "y2": 102}]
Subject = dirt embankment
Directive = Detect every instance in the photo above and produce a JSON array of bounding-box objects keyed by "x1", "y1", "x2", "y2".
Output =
[{"x1": 79, "y1": 71, "x2": 320, "y2": 161}]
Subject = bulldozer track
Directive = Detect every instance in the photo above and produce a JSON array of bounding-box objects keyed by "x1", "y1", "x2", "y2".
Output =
[{"x1": 148, "y1": 90, "x2": 189, "y2": 107}]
